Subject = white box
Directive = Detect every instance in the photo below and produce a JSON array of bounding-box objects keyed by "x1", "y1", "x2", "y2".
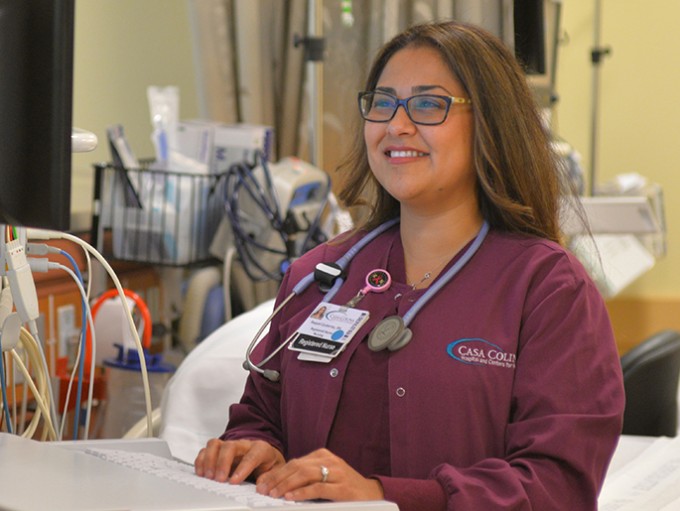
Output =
[{"x1": 183, "y1": 120, "x2": 274, "y2": 173}]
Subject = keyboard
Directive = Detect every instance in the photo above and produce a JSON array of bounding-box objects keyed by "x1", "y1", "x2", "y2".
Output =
[
  {"x1": 86, "y1": 447, "x2": 296, "y2": 508},
  {"x1": 1, "y1": 433, "x2": 397, "y2": 511}
]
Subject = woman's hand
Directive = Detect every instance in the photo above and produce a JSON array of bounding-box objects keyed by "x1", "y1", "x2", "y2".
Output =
[
  {"x1": 255, "y1": 448, "x2": 384, "y2": 502},
  {"x1": 194, "y1": 438, "x2": 285, "y2": 483}
]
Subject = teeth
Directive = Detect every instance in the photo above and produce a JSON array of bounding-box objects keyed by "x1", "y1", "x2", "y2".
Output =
[{"x1": 388, "y1": 150, "x2": 426, "y2": 158}]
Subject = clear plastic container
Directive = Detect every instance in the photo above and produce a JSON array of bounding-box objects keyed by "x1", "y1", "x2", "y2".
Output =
[{"x1": 101, "y1": 344, "x2": 174, "y2": 439}]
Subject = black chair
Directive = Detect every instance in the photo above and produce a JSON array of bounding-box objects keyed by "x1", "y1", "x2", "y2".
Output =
[{"x1": 621, "y1": 329, "x2": 680, "y2": 437}]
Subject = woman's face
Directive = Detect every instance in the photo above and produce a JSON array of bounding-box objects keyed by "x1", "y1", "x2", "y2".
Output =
[{"x1": 364, "y1": 45, "x2": 476, "y2": 216}]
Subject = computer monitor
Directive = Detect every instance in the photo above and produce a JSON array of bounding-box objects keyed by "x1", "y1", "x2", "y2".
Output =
[
  {"x1": 514, "y1": 0, "x2": 546, "y2": 75},
  {"x1": 512, "y1": 0, "x2": 560, "y2": 109},
  {"x1": 0, "y1": 0, "x2": 75, "y2": 230}
]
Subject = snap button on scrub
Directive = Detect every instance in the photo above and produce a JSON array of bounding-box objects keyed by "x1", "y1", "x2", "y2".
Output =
[
  {"x1": 329, "y1": 368, "x2": 339, "y2": 378},
  {"x1": 396, "y1": 387, "x2": 406, "y2": 397}
]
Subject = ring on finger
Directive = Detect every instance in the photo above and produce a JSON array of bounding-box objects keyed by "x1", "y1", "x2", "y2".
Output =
[{"x1": 320, "y1": 465, "x2": 330, "y2": 483}]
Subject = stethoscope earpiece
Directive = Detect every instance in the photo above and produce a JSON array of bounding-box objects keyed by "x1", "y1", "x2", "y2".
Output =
[
  {"x1": 263, "y1": 369, "x2": 281, "y2": 382},
  {"x1": 243, "y1": 358, "x2": 281, "y2": 382}
]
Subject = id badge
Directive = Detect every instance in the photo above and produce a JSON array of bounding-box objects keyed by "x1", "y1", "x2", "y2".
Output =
[{"x1": 289, "y1": 302, "x2": 369, "y2": 361}]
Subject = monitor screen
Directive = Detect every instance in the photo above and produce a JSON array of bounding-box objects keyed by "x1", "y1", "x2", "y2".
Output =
[
  {"x1": 513, "y1": 0, "x2": 546, "y2": 76},
  {"x1": 0, "y1": 0, "x2": 75, "y2": 230}
]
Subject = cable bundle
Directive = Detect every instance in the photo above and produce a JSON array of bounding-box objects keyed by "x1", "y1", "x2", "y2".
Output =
[
  {"x1": 0, "y1": 224, "x2": 155, "y2": 440},
  {"x1": 221, "y1": 152, "x2": 331, "y2": 282}
]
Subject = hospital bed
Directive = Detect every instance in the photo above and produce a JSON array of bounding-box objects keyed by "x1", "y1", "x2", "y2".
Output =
[{"x1": 158, "y1": 298, "x2": 275, "y2": 463}]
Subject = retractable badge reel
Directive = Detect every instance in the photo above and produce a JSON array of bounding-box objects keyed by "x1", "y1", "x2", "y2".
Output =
[
  {"x1": 345, "y1": 269, "x2": 392, "y2": 308},
  {"x1": 343, "y1": 268, "x2": 411, "y2": 351}
]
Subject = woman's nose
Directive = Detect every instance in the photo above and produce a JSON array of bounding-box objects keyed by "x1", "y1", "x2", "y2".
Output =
[{"x1": 386, "y1": 104, "x2": 417, "y2": 135}]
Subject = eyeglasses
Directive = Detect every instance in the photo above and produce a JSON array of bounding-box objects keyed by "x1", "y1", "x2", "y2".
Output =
[{"x1": 358, "y1": 91, "x2": 472, "y2": 126}]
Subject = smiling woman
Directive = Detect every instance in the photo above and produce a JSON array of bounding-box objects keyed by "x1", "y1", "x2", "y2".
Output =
[{"x1": 195, "y1": 20, "x2": 624, "y2": 511}]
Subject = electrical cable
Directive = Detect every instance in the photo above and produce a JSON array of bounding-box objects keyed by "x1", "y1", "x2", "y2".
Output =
[
  {"x1": 222, "y1": 246, "x2": 236, "y2": 322},
  {"x1": 27, "y1": 228, "x2": 154, "y2": 437},
  {"x1": 19, "y1": 327, "x2": 50, "y2": 440},
  {"x1": 24, "y1": 324, "x2": 59, "y2": 437},
  {"x1": 223, "y1": 159, "x2": 288, "y2": 281},
  {"x1": 15, "y1": 347, "x2": 28, "y2": 435},
  {"x1": 25, "y1": 242, "x2": 94, "y2": 439},
  {"x1": 10, "y1": 337, "x2": 57, "y2": 440},
  {"x1": 0, "y1": 326, "x2": 58, "y2": 440},
  {"x1": 50, "y1": 262, "x2": 95, "y2": 439},
  {"x1": 55, "y1": 250, "x2": 89, "y2": 439},
  {"x1": 0, "y1": 347, "x2": 13, "y2": 434},
  {"x1": 221, "y1": 152, "x2": 331, "y2": 282},
  {"x1": 0, "y1": 281, "x2": 14, "y2": 433},
  {"x1": 4, "y1": 229, "x2": 62, "y2": 437},
  {"x1": 27, "y1": 242, "x2": 94, "y2": 376}
]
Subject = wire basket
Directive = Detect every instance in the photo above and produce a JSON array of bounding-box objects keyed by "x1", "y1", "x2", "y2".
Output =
[{"x1": 91, "y1": 162, "x2": 226, "y2": 266}]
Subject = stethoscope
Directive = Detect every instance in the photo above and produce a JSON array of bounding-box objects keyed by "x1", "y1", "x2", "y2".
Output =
[{"x1": 243, "y1": 219, "x2": 490, "y2": 382}]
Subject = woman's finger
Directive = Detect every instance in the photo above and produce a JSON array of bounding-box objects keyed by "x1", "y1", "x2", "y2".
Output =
[
  {"x1": 194, "y1": 438, "x2": 227, "y2": 478},
  {"x1": 229, "y1": 440, "x2": 283, "y2": 484},
  {"x1": 256, "y1": 448, "x2": 383, "y2": 502}
]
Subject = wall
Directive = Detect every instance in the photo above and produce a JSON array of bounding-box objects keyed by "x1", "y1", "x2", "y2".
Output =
[
  {"x1": 70, "y1": 0, "x2": 199, "y2": 229},
  {"x1": 556, "y1": 1, "x2": 680, "y2": 352}
]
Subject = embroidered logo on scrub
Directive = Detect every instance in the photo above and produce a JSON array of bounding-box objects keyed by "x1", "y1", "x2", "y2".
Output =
[{"x1": 447, "y1": 338, "x2": 516, "y2": 369}]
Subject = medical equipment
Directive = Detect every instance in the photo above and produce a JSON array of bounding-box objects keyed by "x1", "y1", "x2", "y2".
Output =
[
  {"x1": 88, "y1": 288, "x2": 172, "y2": 439},
  {"x1": 89, "y1": 288, "x2": 153, "y2": 365},
  {"x1": 215, "y1": 154, "x2": 332, "y2": 283},
  {"x1": 147, "y1": 86, "x2": 178, "y2": 168},
  {"x1": 101, "y1": 345, "x2": 173, "y2": 439},
  {"x1": 243, "y1": 220, "x2": 490, "y2": 382}
]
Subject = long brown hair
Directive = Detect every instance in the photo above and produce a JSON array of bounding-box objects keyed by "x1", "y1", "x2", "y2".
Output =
[{"x1": 337, "y1": 20, "x2": 567, "y2": 244}]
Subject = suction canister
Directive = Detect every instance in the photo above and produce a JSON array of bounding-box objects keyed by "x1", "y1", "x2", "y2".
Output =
[{"x1": 101, "y1": 344, "x2": 174, "y2": 438}]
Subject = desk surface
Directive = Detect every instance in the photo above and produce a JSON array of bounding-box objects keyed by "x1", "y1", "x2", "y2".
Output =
[
  {"x1": 0, "y1": 434, "x2": 397, "y2": 511},
  {"x1": 606, "y1": 435, "x2": 656, "y2": 475},
  {"x1": 3, "y1": 433, "x2": 667, "y2": 510},
  {"x1": 599, "y1": 435, "x2": 680, "y2": 510}
]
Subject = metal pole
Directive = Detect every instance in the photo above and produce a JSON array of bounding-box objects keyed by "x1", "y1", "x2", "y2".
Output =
[
  {"x1": 589, "y1": 0, "x2": 610, "y2": 195},
  {"x1": 307, "y1": 0, "x2": 324, "y2": 168}
]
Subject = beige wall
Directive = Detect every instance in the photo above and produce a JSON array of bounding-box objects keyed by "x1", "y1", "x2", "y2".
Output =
[
  {"x1": 70, "y1": 0, "x2": 199, "y2": 227},
  {"x1": 556, "y1": 1, "x2": 680, "y2": 346},
  {"x1": 557, "y1": 1, "x2": 680, "y2": 299}
]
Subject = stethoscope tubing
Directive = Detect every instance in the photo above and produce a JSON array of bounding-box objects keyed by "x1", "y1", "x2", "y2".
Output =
[
  {"x1": 402, "y1": 220, "x2": 489, "y2": 326},
  {"x1": 244, "y1": 218, "x2": 489, "y2": 378}
]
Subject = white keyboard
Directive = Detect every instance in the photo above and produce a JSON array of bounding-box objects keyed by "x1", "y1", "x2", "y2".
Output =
[{"x1": 85, "y1": 447, "x2": 296, "y2": 508}]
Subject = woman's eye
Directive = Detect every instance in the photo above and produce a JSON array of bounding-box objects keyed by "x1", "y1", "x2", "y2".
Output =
[
  {"x1": 412, "y1": 96, "x2": 445, "y2": 110},
  {"x1": 374, "y1": 97, "x2": 396, "y2": 109}
]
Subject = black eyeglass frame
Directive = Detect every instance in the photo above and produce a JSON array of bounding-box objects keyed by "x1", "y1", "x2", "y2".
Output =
[{"x1": 357, "y1": 91, "x2": 472, "y2": 126}]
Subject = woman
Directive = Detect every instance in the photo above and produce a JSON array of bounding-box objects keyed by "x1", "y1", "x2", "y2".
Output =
[{"x1": 195, "y1": 20, "x2": 624, "y2": 510}]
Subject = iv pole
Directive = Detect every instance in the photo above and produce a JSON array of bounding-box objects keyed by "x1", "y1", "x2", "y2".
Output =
[
  {"x1": 294, "y1": 0, "x2": 324, "y2": 168},
  {"x1": 588, "y1": 0, "x2": 611, "y2": 195}
]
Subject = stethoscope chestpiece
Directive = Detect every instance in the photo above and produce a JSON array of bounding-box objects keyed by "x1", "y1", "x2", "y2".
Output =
[{"x1": 368, "y1": 316, "x2": 402, "y2": 351}]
